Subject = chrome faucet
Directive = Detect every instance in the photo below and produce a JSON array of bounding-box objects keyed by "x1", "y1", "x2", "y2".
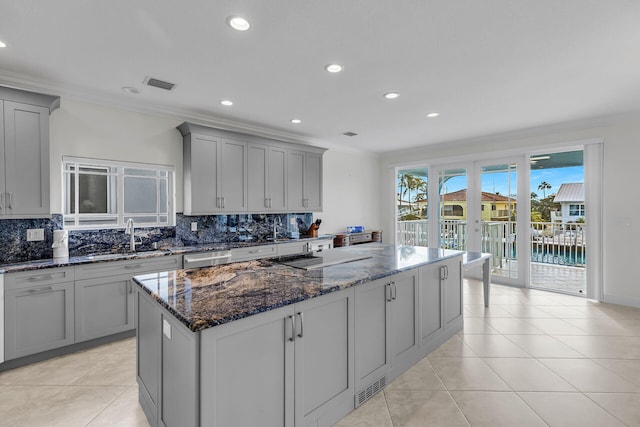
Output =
[
  {"x1": 273, "y1": 216, "x2": 282, "y2": 240},
  {"x1": 125, "y1": 218, "x2": 137, "y2": 252}
]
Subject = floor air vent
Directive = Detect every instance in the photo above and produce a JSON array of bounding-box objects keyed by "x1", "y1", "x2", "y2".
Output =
[
  {"x1": 355, "y1": 376, "x2": 386, "y2": 407},
  {"x1": 143, "y1": 76, "x2": 176, "y2": 91}
]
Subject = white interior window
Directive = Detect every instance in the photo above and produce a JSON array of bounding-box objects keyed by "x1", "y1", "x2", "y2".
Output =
[{"x1": 63, "y1": 156, "x2": 175, "y2": 229}]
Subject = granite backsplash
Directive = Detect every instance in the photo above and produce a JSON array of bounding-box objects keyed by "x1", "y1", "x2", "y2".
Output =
[{"x1": 0, "y1": 213, "x2": 314, "y2": 264}]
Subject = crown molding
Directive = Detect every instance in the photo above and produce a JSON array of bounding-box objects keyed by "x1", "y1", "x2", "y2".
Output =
[{"x1": 0, "y1": 69, "x2": 335, "y2": 150}]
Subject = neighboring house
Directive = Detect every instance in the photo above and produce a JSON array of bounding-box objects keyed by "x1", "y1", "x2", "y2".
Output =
[
  {"x1": 553, "y1": 183, "x2": 585, "y2": 223},
  {"x1": 438, "y1": 189, "x2": 516, "y2": 221}
]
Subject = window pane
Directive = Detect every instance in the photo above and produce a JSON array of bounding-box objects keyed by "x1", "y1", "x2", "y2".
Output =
[
  {"x1": 159, "y1": 179, "x2": 168, "y2": 214},
  {"x1": 125, "y1": 215, "x2": 158, "y2": 224},
  {"x1": 124, "y1": 177, "x2": 157, "y2": 213},
  {"x1": 78, "y1": 173, "x2": 109, "y2": 213},
  {"x1": 124, "y1": 168, "x2": 157, "y2": 177}
]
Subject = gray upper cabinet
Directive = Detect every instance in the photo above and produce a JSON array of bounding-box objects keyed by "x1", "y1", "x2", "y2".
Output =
[
  {"x1": 182, "y1": 132, "x2": 221, "y2": 215},
  {"x1": 287, "y1": 149, "x2": 324, "y2": 212},
  {"x1": 179, "y1": 122, "x2": 325, "y2": 214},
  {"x1": 286, "y1": 150, "x2": 305, "y2": 212},
  {"x1": 0, "y1": 86, "x2": 59, "y2": 218},
  {"x1": 304, "y1": 151, "x2": 323, "y2": 211},
  {"x1": 220, "y1": 138, "x2": 248, "y2": 212},
  {"x1": 248, "y1": 143, "x2": 288, "y2": 211}
]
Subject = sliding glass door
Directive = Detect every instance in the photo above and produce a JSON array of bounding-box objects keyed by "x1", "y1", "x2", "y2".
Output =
[{"x1": 478, "y1": 161, "x2": 520, "y2": 282}]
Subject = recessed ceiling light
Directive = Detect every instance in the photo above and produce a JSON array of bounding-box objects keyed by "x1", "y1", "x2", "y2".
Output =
[
  {"x1": 384, "y1": 92, "x2": 400, "y2": 99},
  {"x1": 220, "y1": 100, "x2": 233, "y2": 106},
  {"x1": 0, "y1": 40, "x2": 7, "y2": 48},
  {"x1": 290, "y1": 119, "x2": 302, "y2": 124},
  {"x1": 325, "y1": 64, "x2": 343, "y2": 73},
  {"x1": 426, "y1": 112, "x2": 440, "y2": 118},
  {"x1": 121, "y1": 86, "x2": 139, "y2": 94},
  {"x1": 227, "y1": 16, "x2": 250, "y2": 31}
]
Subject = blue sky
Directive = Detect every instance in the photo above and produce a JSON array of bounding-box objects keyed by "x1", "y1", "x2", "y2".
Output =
[
  {"x1": 398, "y1": 166, "x2": 584, "y2": 200},
  {"x1": 442, "y1": 166, "x2": 584, "y2": 197}
]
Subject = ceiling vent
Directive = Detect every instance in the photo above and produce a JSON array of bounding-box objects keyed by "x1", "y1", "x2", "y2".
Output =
[
  {"x1": 343, "y1": 131, "x2": 358, "y2": 137},
  {"x1": 143, "y1": 76, "x2": 176, "y2": 91}
]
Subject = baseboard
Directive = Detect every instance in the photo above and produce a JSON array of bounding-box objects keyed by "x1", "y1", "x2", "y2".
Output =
[{"x1": 602, "y1": 293, "x2": 640, "y2": 309}]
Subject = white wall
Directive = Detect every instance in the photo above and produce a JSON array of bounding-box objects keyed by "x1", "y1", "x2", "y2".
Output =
[
  {"x1": 48, "y1": 97, "x2": 382, "y2": 233},
  {"x1": 380, "y1": 117, "x2": 640, "y2": 307}
]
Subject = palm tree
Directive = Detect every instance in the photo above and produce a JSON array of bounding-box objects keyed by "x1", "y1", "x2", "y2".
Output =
[
  {"x1": 538, "y1": 181, "x2": 552, "y2": 198},
  {"x1": 531, "y1": 192, "x2": 538, "y2": 200}
]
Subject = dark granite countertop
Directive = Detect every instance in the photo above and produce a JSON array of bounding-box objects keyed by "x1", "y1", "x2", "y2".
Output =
[
  {"x1": 0, "y1": 235, "x2": 334, "y2": 274},
  {"x1": 133, "y1": 245, "x2": 463, "y2": 332}
]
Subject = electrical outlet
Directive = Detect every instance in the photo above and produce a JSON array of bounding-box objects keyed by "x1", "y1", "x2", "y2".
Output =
[
  {"x1": 26, "y1": 229, "x2": 45, "y2": 242},
  {"x1": 191, "y1": 222, "x2": 198, "y2": 231}
]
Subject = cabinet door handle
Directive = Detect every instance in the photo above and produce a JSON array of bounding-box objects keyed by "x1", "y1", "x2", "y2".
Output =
[
  {"x1": 445, "y1": 265, "x2": 449, "y2": 280},
  {"x1": 440, "y1": 266, "x2": 447, "y2": 280},
  {"x1": 288, "y1": 315, "x2": 296, "y2": 342},
  {"x1": 248, "y1": 249, "x2": 263, "y2": 254},
  {"x1": 221, "y1": 197, "x2": 226, "y2": 208},
  {"x1": 125, "y1": 263, "x2": 144, "y2": 270},
  {"x1": 24, "y1": 286, "x2": 53, "y2": 294},
  {"x1": 386, "y1": 283, "x2": 392, "y2": 302},
  {"x1": 297, "y1": 312, "x2": 304, "y2": 338},
  {"x1": 128, "y1": 280, "x2": 134, "y2": 294},
  {"x1": 391, "y1": 282, "x2": 397, "y2": 300},
  {"x1": 0, "y1": 192, "x2": 3, "y2": 209},
  {"x1": 269, "y1": 198, "x2": 272, "y2": 208},
  {"x1": 28, "y1": 273, "x2": 55, "y2": 282},
  {"x1": 8, "y1": 192, "x2": 13, "y2": 209}
]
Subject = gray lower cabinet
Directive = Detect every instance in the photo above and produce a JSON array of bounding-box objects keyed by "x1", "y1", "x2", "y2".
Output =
[
  {"x1": 74, "y1": 255, "x2": 182, "y2": 343},
  {"x1": 443, "y1": 256, "x2": 463, "y2": 328},
  {"x1": 200, "y1": 305, "x2": 294, "y2": 427},
  {"x1": 419, "y1": 262, "x2": 443, "y2": 348},
  {"x1": 293, "y1": 289, "x2": 354, "y2": 427},
  {"x1": 138, "y1": 287, "x2": 355, "y2": 427},
  {"x1": 4, "y1": 267, "x2": 75, "y2": 359},
  {"x1": 354, "y1": 270, "x2": 419, "y2": 404},
  {"x1": 75, "y1": 273, "x2": 135, "y2": 342}
]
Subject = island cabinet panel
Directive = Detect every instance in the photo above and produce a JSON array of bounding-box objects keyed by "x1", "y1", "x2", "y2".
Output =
[
  {"x1": 137, "y1": 289, "x2": 161, "y2": 427},
  {"x1": 353, "y1": 270, "x2": 420, "y2": 402},
  {"x1": 160, "y1": 312, "x2": 199, "y2": 427},
  {"x1": 443, "y1": 257, "x2": 463, "y2": 329},
  {"x1": 294, "y1": 289, "x2": 355, "y2": 427},
  {"x1": 354, "y1": 278, "x2": 389, "y2": 394},
  {"x1": 200, "y1": 289, "x2": 355, "y2": 427},
  {"x1": 419, "y1": 262, "x2": 443, "y2": 349},
  {"x1": 74, "y1": 274, "x2": 134, "y2": 342},
  {"x1": 201, "y1": 305, "x2": 295, "y2": 427},
  {"x1": 4, "y1": 268, "x2": 75, "y2": 359},
  {"x1": 388, "y1": 270, "x2": 420, "y2": 378}
]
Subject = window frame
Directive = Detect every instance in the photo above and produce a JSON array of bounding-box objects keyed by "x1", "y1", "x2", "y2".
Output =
[{"x1": 62, "y1": 156, "x2": 176, "y2": 230}]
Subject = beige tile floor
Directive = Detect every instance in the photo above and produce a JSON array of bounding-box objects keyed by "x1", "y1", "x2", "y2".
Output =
[
  {"x1": 1, "y1": 279, "x2": 640, "y2": 426},
  {"x1": 336, "y1": 279, "x2": 640, "y2": 427}
]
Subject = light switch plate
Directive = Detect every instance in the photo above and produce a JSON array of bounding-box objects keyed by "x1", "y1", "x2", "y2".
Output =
[
  {"x1": 163, "y1": 319, "x2": 172, "y2": 339},
  {"x1": 27, "y1": 229, "x2": 45, "y2": 241},
  {"x1": 191, "y1": 222, "x2": 198, "y2": 231}
]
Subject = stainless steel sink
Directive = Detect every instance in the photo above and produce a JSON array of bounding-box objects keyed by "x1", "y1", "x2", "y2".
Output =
[{"x1": 279, "y1": 252, "x2": 372, "y2": 270}]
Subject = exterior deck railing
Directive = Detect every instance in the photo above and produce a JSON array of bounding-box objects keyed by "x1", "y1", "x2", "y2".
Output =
[{"x1": 397, "y1": 219, "x2": 586, "y2": 267}]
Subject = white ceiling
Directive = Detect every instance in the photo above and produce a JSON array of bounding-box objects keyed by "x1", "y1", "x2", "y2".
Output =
[{"x1": 1, "y1": 1, "x2": 639, "y2": 153}]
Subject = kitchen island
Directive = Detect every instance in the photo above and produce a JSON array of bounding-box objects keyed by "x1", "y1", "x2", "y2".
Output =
[{"x1": 134, "y1": 244, "x2": 464, "y2": 427}]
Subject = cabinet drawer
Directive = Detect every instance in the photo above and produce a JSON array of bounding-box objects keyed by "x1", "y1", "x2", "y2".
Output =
[
  {"x1": 5, "y1": 267, "x2": 75, "y2": 290},
  {"x1": 349, "y1": 232, "x2": 372, "y2": 244},
  {"x1": 230, "y1": 245, "x2": 276, "y2": 262},
  {"x1": 75, "y1": 255, "x2": 182, "y2": 280},
  {"x1": 277, "y1": 242, "x2": 309, "y2": 257}
]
